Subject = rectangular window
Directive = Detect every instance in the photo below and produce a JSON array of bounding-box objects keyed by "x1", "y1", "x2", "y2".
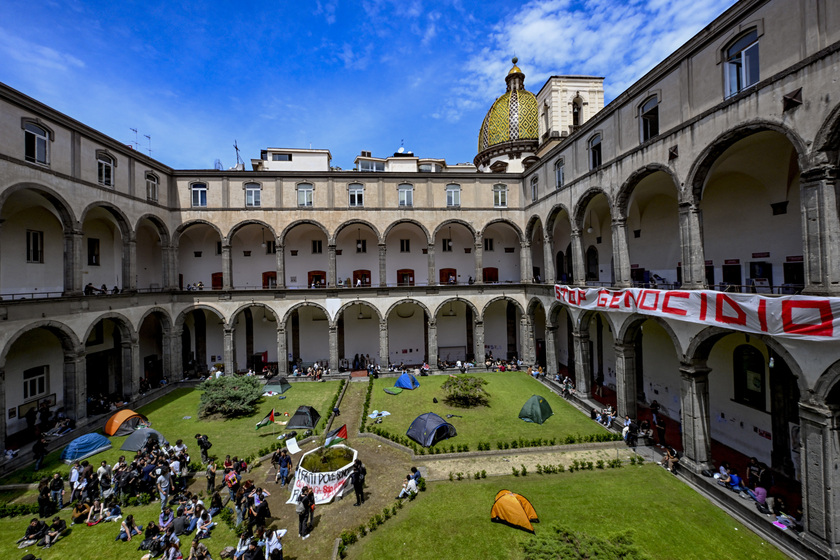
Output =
[
  {"x1": 400, "y1": 239, "x2": 410, "y2": 253},
  {"x1": 26, "y1": 230, "x2": 44, "y2": 263},
  {"x1": 349, "y1": 186, "x2": 364, "y2": 207},
  {"x1": 640, "y1": 97, "x2": 659, "y2": 142},
  {"x1": 146, "y1": 174, "x2": 158, "y2": 201},
  {"x1": 589, "y1": 134, "x2": 602, "y2": 169},
  {"x1": 216, "y1": 241, "x2": 222, "y2": 255},
  {"x1": 359, "y1": 160, "x2": 384, "y2": 172},
  {"x1": 494, "y1": 186, "x2": 507, "y2": 208},
  {"x1": 98, "y1": 155, "x2": 114, "y2": 187},
  {"x1": 245, "y1": 183, "x2": 261, "y2": 207},
  {"x1": 531, "y1": 178, "x2": 539, "y2": 201},
  {"x1": 191, "y1": 183, "x2": 207, "y2": 207},
  {"x1": 297, "y1": 185, "x2": 313, "y2": 207},
  {"x1": 87, "y1": 238, "x2": 100, "y2": 266},
  {"x1": 356, "y1": 239, "x2": 367, "y2": 253},
  {"x1": 399, "y1": 187, "x2": 413, "y2": 207},
  {"x1": 555, "y1": 161, "x2": 564, "y2": 190},
  {"x1": 446, "y1": 185, "x2": 460, "y2": 207},
  {"x1": 725, "y1": 31, "x2": 759, "y2": 98},
  {"x1": 23, "y1": 365, "x2": 48, "y2": 400},
  {"x1": 272, "y1": 153, "x2": 292, "y2": 161},
  {"x1": 266, "y1": 240, "x2": 277, "y2": 254},
  {"x1": 442, "y1": 238, "x2": 453, "y2": 252},
  {"x1": 484, "y1": 238, "x2": 494, "y2": 252},
  {"x1": 312, "y1": 240, "x2": 322, "y2": 254},
  {"x1": 24, "y1": 123, "x2": 48, "y2": 165}
]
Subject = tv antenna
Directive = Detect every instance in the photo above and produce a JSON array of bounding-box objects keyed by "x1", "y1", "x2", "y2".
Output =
[
  {"x1": 129, "y1": 127, "x2": 139, "y2": 150},
  {"x1": 234, "y1": 140, "x2": 243, "y2": 165},
  {"x1": 144, "y1": 134, "x2": 152, "y2": 157},
  {"x1": 214, "y1": 158, "x2": 223, "y2": 171}
]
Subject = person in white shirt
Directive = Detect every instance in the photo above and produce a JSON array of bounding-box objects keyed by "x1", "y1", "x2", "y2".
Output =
[
  {"x1": 264, "y1": 528, "x2": 286, "y2": 559},
  {"x1": 396, "y1": 475, "x2": 417, "y2": 499}
]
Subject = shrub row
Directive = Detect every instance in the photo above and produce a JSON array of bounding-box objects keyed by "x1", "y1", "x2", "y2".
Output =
[
  {"x1": 360, "y1": 377, "x2": 374, "y2": 432},
  {"x1": 0, "y1": 502, "x2": 40, "y2": 518}
]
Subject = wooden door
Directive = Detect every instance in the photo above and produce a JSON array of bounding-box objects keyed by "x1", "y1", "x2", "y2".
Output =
[
  {"x1": 352, "y1": 269, "x2": 371, "y2": 287},
  {"x1": 483, "y1": 267, "x2": 499, "y2": 283},
  {"x1": 211, "y1": 272, "x2": 223, "y2": 290},
  {"x1": 307, "y1": 270, "x2": 326, "y2": 288},
  {"x1": 396, "y1": 269, "x2": 414, "y2": 286},
  {"x1": 262, "y1": 271, "x2": 277, "y2": 289},
  {"x1": 439, "y1": 267, "x2": 457, "y2": 284}
]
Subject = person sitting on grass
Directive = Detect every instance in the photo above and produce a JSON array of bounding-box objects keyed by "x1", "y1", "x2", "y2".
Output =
[
  {"x1": 40, "y1": 515, "x2": 67, "y2": 548},
  {"x1": 396, "y1": 474, "x2": 417, "y2": 500},
  {"x1": 86, "y1": 498, "x2": 105, "y2": 525},
  {"x1": 233, "y1": 530, "x2": 251, "y2": 559},
  {"x1": 663, "y1": 446, "x2": 680, "y2": 473},
  {"x1": 188, "y1": 536, "x2": 213, "y2": 560},
  {"x1": 196, "y1": 511, "x2": 215, "y2": 539},
  {"x1": 117, "y1": 514, "x2": 143, "y2": 541},
  {"x1": 71, "y1": 500, "x2": 90, "y2": 525},
  {"x1": 103, "y1": 498, "x2": 122, "y2": 522},
  {"x1": 17, "y1": 517, "x2": 47, "y2": 547},
  {"x1": 207, "y1": 491, "x2": 223, "y2": 517},
  {"x1": 159, "y1": 506, "x2": 174, "y2": 530}
]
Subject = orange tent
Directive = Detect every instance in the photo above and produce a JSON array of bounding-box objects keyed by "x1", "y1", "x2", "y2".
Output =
[
  {"x1": 490, "y1": 489, "x2": 539, "y2": 533},
  {"x1": 104, "y1": 410, "x2": 149, "y2": 436}
]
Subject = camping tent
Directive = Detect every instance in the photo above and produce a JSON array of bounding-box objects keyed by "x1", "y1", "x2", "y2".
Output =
[
  {"x1": 490, "y1": 490, "x2": 539, "y2": 533},
  {"x1": 286, "y1": 406, "x2": 321, "y2": 430},
  {"x1": 518, "y1": 395, "x2": 553, "y2": 424},
  {"x1": 394, "y1": 372, "x2": 420, "y2": 390},
  {"x1": 60, "y1": 433, "x2": 112, "y2": 464},
  {"x1": 406, "y1": 412, "x2": 457, "y2": 447},
  {"x1": 120, "y1": 428, "x2": 169, "y2": 452},
  {"x1": 265, "y1": 376, "x2": 292, "y2": 394},
  {"x1": 104, "y1": 410, "x2": 149, "y2": 436}
]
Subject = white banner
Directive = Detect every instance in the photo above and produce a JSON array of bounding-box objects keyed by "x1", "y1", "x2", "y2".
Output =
[
  {"x1": 285, "y1": 444, "x2": 357, "y2": 505},
  {"x1": 554, "y1": 285, "x2": 840, "y2": 341}
]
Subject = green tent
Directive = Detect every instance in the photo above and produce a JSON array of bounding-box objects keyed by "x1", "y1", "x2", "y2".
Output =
[
  {"x1": 265, "y1": 376, "x2": 292, "y2": 394},
  {"x1": 518, "y1": 395, "x2": 553, "y2": 424}
]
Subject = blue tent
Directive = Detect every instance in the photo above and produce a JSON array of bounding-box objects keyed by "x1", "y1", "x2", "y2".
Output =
[
  {"x1": 406, "y1": 412, "x2": 457, "y2": 447},
  {"x1": 60, "y1": 433, "x2": 112, "y2": 464},
  {"x1": 395, "y1": 372, "x2": 420, "y2": 390}
]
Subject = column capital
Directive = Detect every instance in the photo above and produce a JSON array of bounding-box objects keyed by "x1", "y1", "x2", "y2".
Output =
[
  {"x1": 679, "y1": 361, "x2": 711, "y2": 378},
  {"x1": 328, "y1": 244, "x2": 336, "y2": 252},
  {"x1": 570, "y1": 228, "x2": 582, "y2": 238},
  {"x1": 428, "y1": 319, "x2": 436, "y2": 329},
  {"x1": 611, "y1": 217, "x2": 627, "y2": 227},
  {"x1": 613, "y1": 341, "x2": 635, "y2": 356},
  {"x1": 800, "y1": 164, "x2": 836, "y2": 184},
  {"x1": 520, "y1": 241, "x2": 531, "y2": 249}
]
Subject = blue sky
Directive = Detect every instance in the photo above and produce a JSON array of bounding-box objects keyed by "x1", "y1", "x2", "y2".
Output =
[{"x1": 0, "y1": 0, "x2": 736, "y2": 170}]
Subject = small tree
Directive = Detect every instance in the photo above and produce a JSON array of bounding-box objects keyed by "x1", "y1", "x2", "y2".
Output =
[
  {"x1": 198, "y1": 375, "x2": 262, "y2": 417},
  {"x1": 440, "y1": 375, "x2": 490, "y2": 408}
]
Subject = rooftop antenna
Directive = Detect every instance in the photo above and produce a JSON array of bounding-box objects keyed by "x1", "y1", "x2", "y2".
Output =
[
  {"x1": 233, "y1": 140, "x2": 243, "y2": 165},
  {"x1": 398, "y1": 138, "x2": 405, "y2": 154},
  {"x1": 214, "y1": 158, "x2": 223, "y2": 170},
  {"x1": 129, "y1": 128, "x2": 139, "y2": 150},
  {"x1": 144, "y1": 134, "x2": 152, "y2": 157}
]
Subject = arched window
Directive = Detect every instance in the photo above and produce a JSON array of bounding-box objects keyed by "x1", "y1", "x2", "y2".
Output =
[
  {"x1": 530, "y1": 176, "x2": 539, "y2": 201},
  {"x1": 639, "y1": 96, "x2": 659, "y2": 142},
  {"x1": 245, "y1": 182, "x2": 261, "y2": 207},
  {"x1": 585, "y1": 246, "x2": 599, "y2": 281},
  {"x1": 733, "y1": 344, "x2": 766, "y2": 409},
  {"x1": 297, "y1": 183, "x2": 313, "y2": 207},
  {"x1": 554, "y1": 159, "x2": 565, "y2": 190},
  {"x1": 446, "y1": 184, "x2": 461, "y2": 207},
  {"x1": 589, "y1": 134, "x2": 602, "y2": 169},
  {"x1": 191, "y1": 182, "x2": 207, "y2": 207},
  {"x1": 23, "y1": 121, "x2": 49, "y2": 165},
  {"x1": 97, "y1": 151, "x2": 115, "y2": 187},
  {"x1": 145, "y1": 172, "x2": 159, "y2": 201},
  {"x1": 398, "y1": 183, "x2": 413, "y2": 207},
  {"x1": 724, "y1": 29, "x2": 759, "y2": 98},
  {"x1": 572, "y1": 96, "x2": 582, "y2": 127},
  {"x1": 493, "y1": 184, "x2": 507, "y2": 208}
]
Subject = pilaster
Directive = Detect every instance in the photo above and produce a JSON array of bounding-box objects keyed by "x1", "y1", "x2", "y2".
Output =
[
  {"x1": 679, "y1": 362, "x2": 713, "y2": 472},
  {"x1": 328, "y1": 324, "x2": 339, "y2": 372},
  {"x1": 65, "y1": 230, "x2": 84, "y2": 296},
  {"x1": 474, "y1": 241, "x2": 483, "y2": 284},
  {"x1": 613, "y1": 342, "x2": 637, "y2": 419},
  {"x1": 327, "y1": 244, "x2": 337, "y2": 288},
  {"x1": 543, "y1": 235, "x2": 555, "y2": 284},
  {"x1": 545, "y1": 326, "x2": 558, "y2": 374},
  {"x1": 678, "y1": 202, "x2": 706, "y2": 289},
  {"x1": 520, "y1": 242, "x2": 532, "y2": 283},
  {"x1": 223, "y1": 327, "x2": 235, "y2": 375},
  {"x1": 427, "y1": 320, "x2": 437, "y2": 366},
  {"x1": 611, "y1": 218, "x2": 631, "y2": 287},
  {"x1": 125, "y1": 238, "x2": 137, "y2": 292},
  {"x1": 276, "y1": 245, "x2": 285, "y2": 289},
  {"x1": 572, "y1": 330, "x2": 591, "y2": 394},
  {"x1": 221, "y1": 244, "x2": 232, "y2": 290},
  {"x1": 427, "y1": 244, "x2": 435, "y2": 285},
  {"x1": 800, "y1": 165, "x2": 840, "y2": 295},
  {"x1": 798, "y1": 400, "x2": 840, "y2": 553},
  {"x1": 64, "y1": 350, "x2": 86, "y2": 422},
  {"x1": 474, "y1": 320, "x2": 485, "y2": 362},
  {"x1": 571, "y1": 229, "x2": 585, "y2": 287},
  {"x1": 378, "y1": 243, "x2": 387, "y2": 287},
  {"x1": 277, "y1": 324, "x2": 287, "y2": 375},
  {"x1": 379, "y1": 320, "x2": 389, "y2": 368}
]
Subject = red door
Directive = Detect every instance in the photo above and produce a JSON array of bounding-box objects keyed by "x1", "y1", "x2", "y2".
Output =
[
  {"x1": 439, "y1": 268, "x2": 457, "y2": 284},
  {"x1": 483, "y1": 267, "x2": 499, "y2": 283},
  {"x1": 262, "y1": 271, "x2": 277, "y2": 289},
  {"x1": 396, "y1": 269, "x2": 414, "y2": 286},
  {"x1": 308, "y1": 270, "x2": 326, "y2": 288},
  {"x1": 352, "y1": 269, "x2": 371, "y2": 287},
  {"x1": 211, "y1": 272, "x2": 223, "y2": 290}
]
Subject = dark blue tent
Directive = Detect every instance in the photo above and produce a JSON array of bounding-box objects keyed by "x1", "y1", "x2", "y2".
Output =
[
  {"x1": 60, "y1": 433, "x2": 112, "y2": 464},
  {"x1": 394, "y1": 372, "x2": 420, "y2": 390},
  {"x1": 406, "y1": 412, "x2": 457, "y2": 447}
]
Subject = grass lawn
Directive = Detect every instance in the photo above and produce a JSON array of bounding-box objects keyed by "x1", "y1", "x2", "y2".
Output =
[
  {"x1": 367, "y1": 372, "x2": 608, "y2": 449},
  {"x1": 2, "y1": 380, "x2": 342, "y2": 484},
  {"x1": 348, "y1": 465, "x2": 788, "y2": 560}
]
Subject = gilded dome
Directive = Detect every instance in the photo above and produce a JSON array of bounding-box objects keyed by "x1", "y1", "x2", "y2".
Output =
[{"x1": 478, "y1": 59, "x2": 539, "y2": 153}]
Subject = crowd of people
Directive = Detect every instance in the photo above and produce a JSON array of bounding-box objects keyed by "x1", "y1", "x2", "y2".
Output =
[{"x1": 84, "y1": 283, "x2": 121, "y2": 295}]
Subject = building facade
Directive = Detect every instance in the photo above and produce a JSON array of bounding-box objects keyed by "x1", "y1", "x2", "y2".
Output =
[{"x1": 1, "y1": 0, "x2": 840, "y2": 556}]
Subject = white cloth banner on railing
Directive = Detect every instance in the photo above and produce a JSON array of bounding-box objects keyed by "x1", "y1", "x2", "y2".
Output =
[{"x1": 554, "y1": 285, "x2": 840, "y2": 342}]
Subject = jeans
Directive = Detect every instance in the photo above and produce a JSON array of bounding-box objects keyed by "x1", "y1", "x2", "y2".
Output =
[
  {"x1": 105, "y1": 514, "x2": 121, "y2": 522},
  {"x1": 118, "y1": 527, "x2": 140, "y2": 541},
  {"x1": 159, "y1": 490, "x2": 169, "y2": 511},
  {"x1": 279, "y1": 467, "x2": 289, "y2": 486},
  {"x1": 51, "y1": 490, "x2": 63, "y2": 510}
]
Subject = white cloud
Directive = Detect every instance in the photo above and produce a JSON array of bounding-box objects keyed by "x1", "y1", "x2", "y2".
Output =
[
  {"x1": 315, "y1": 0, "x2": 338, "y2": 24},
  {"x1": 0, "y1": 29, "x2": 85, "y2": 73}
]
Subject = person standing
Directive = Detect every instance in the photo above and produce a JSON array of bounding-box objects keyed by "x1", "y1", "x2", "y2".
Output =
[
  {"x1": 654, "y1": 414, "x2": 667, "y2": 448},
  {"x1": 297, "y1": 486, "x2": 314, "y2": 540},
  {"x1": 351, "y1": 459, "x2": 366, "y2": 506},
  {"x1": 33, "y1": 436, "x2": 47, "y2": 472},
  {"x1": 265, "y1": 528, "x2": 286, "y2": 560},
  {"x1": 195, "y1": 433, "x2": 212, "y2": 464},
  {"x1": 205, "y1": 461, "x2": 217, "y2": 493},
  {"x1": 276, "y1": 450, "x2": 291, "y2": 487},
  {"x1": 156, "y1": 467, "x2": 171, "y2": 511},
  {"x1": 49, "y1": 472, "x2": 65, "y2": 510}
]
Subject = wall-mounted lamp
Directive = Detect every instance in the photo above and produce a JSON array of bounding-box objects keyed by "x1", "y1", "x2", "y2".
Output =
[
  {"x1": 446, "y1": 302, "x2": 456, "y2": 316},
  {"x1": 586, "y1": 211, "x2": 593, "y2": 234},
  {"x1": 357, "y1": 228, "x2": 362, "y2": 250},
  {"x1": 261, "y1": 227, "x2": 266, "y2": 249}
]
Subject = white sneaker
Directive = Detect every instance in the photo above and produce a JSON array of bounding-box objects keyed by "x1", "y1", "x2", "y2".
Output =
[{"x1": 302, "y1": 534, "x2": 310, "y2": 540}]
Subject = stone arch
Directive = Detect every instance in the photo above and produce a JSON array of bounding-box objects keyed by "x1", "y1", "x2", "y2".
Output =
[
  {"x1": 335, "y1": 299, "x2": 384, "y2": 324},
  {"x1": 228, "y1": 302, "x2": 280, "y2": 328},
  {"x1": 279, "y1": 219, "x2": 330, "y2": 246},
  {"x1": 134, "y1": 213, "x2": 171, "y2": 245},
  {"x1": 545, "y1": 203, "x2": 573, "y2": 233},
  {"x1": 812, "y1": 102, "x2": 840, "y2": 166},
  {"x1": 281, "y1": 301, "x2": 330, "y2": 325},
  {"x1": 616, "y1": 313, "x2": 683, "y2": 356},
  {"x1": 385, "y1": 298, "x2": 432, "y2": 321},
  {"x1": 81, "y1": 312, "x2": 138, "y2": 344},
  {"x1": 331, "y1": 219, "x2": 382, "y2": 245},
  {"x1": 432, "y1": 218, "x2": 476, "y2": 241},
  {"x1": 524, "y1": 214, "x2": 544, "y2": 241},
  {"x1": 572, "y1": 187, "x2": 613, "y2": 230},
  {"x1": 174, "y1": 305, "x2": 226, "y2": 330},
  {"x1": 812, "y1": 359, "x2": 840, "y2": 404},
  {"x1": 547, "y1": 301, "x2": 571, "y2": 328},
  {"x1": 686, "y1": 120, "x2": 810, "y2": 205},
  {"x1": 137, "y1": 307, "x2": 174, "y2": 332},
  {"x1": 577, "y1": 308, "x2": 620, "y2": 334},
  {"x1": 481, "y1": 295, "x2": 525, "y2": 321},
  {"x1": 227, "y1": 219, "x2": 279, "y2": 242},
  {"x1": 685, "y1": 325, "x2": 809, "y2": 395},
  {"x1": 0, "y1": 320, "x2": 82, "y2": 366},
  {"x1": 526, "y1": 296, "x2": 546, "y2": 317},
  {"x1": 174, "y1": 220, "x2": 225, "y2": 248},
  {"x1": 480, "y1": 218, "x2": 524, "y2": 243},
  {"x1": 614, "y1": 163, "x2": 681, "y2": 218},
  {"x1": 80, "y1": 201, "x2": 133, "y2": 241},
  {"x1": 383, "y1": 219, "x2": 432, "y2": 245},
  {"x1": 0, "y1": 182, "x2": 77, "y2": 231},
  {"x1": 432, "y1": 297, "x2": 480, "y2": 320}
]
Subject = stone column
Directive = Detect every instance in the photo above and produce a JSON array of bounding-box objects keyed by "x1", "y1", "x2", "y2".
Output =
[
  {"x1": 64, "y1": 350, "x2": 87, "y2": 422},
  {"x1": 328, "y1": 324, "x2": 339, "y2": 372},
  {"x1": 125, "y1": 238, "x2": 137, "y2": 292},
  {"x1": 614, "y1": 342, "x2": 637, "y2": 419},
  {"x1": 543, "y1": 235, "x2": 556, "y2": 284},
  {"x1": 65, "y1": 230, "x2": 84, "y2": 296},
  {"x1": 611, "y1": 218, "x2": 632, "y2": 287},
  {"x1": 572, "y1": 330, "x2": 591, "y2": 394},
  {"x1": 378, "y1": 243, "x2": 387, "y2": 287},
  {"x1": 520, "y1": 242, "x2": 532, "y2": 283},
  {"x1": 276, "y1": 245, "x2": 285, "y2": 289},
  {"x1": 164, "y1": 326, "x2": 183, "y2": 382},
  {"x1": 379, "y1": 320, "x2": 389, "y2": 368},
  {"x1": 798, "y1": 400, "x2": 840, "y2": 554},
  {"x1": 800, "y1": 165, "x2": 840, "y2": 296},
  {"x1": 223, "y1": 327, "x2": 235, "y2": 375},
  {"x1": 427, "y1": 244, "x2": 436, "y2": 286},
  {"x1": 545, "y1": 326, "x2": 558, "y2": 374},
  {"x1": 473, "y1": 320, "x2": 485, "y2": 363},
  {"x1": 221, "y1": 244, "x2": 232, "y2": 290},
  {"x1": 678, "y1": 202, "x2": 706, "y2": 289},
  {"x1": 427, "y1": 320, "x2": 438, "y2": 367},
  {"x1": 679, "y1": 362, "x2": 713, "y2": 472},
  {"x1": 570, "y1": 229, "x2": 585, "y2": 287},
  {"x1": 474, "y1": 240, "x2": 483, "y2": 284},
  {"x1": 122, "y1": 338, "x2": 138, "y2": 399},
  {"x1": 327, "y1": 244, "x2": 337, "y2": 288},
  {"x1": 163, "y1": 244, "x2": 177, "y2": 290},
  {"x1": 0, "y1": 368, "x2": 5, "y2": 444},
  {"x1": 277, "y1": 324, "x2": 287, "y2": 375},
  {"x1": 519, "y1": 316, "x2": 533, "y2": 364}
]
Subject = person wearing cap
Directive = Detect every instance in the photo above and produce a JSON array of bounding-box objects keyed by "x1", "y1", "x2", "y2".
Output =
[{"x1": 243, "y1": 538, "x2": 266, "y2": 560}]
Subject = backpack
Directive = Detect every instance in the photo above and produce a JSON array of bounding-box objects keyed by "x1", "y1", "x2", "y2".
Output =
[
  {"x1": 295, "y1": 501, "x2": 305, "y2": 514},
  {"x1": 225, "y1": 471, "x2": 238, "y2": 488},
  {"x1": 219, "y1": 546, "x2": 236, "y2": 559}
]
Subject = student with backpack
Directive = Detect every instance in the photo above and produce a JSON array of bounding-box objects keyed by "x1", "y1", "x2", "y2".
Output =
[{"x1": 195, "y1": 434, "x2": 212, "y2": 464}]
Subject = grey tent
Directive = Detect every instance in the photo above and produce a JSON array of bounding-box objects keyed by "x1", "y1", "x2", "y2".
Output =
[
  {"x1": 120, "y1": 428, "x2": 169, "y2": 452},
  {"x1": 265, "y1": 376, "x2": 292, "y2": 394},
  {"x1": 286, "y1": 405, "x2": 320, "y2": 430},
  {"x1": 406, "y1": 412, "x2": 457, "y2": 447},
  {"x1": 519, "y1": 395, "x2": 553, "y2": 424}
]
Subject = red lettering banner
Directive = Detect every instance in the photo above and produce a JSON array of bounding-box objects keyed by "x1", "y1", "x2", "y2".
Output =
[{"x1": 554, "y1": 285, "x2": 840, "y2": 341}]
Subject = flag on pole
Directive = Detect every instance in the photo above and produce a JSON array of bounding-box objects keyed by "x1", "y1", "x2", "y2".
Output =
[
  {"x1": 324, "y1": 424, "x2": 347, "y2": 447},
  {"x1": 256, "y1": 409, "x2": 275, "y2": 430}
]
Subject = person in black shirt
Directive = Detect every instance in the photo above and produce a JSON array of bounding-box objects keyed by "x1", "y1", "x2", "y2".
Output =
[{"x1": 41, "y1": 516, "x2": 67, "y2": 548}]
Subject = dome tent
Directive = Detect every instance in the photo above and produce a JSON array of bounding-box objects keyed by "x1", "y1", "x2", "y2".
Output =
[
  {"x1": 104, "y1": 409, "x2": 149, "y2": 436},
  {"x1": 120, "y1": 428, "x2": 169, "y2": 452},
  {"x1": 518, "y1": 395, "x2": 553, "y2": 424},
  {"x1": 394, "y1": 372, "x2": 420, "y2": 390},
  {"x1": 491, "y1": 489, "x2": 539, "y2": 533},
  {"x1": 265, "y1": 376, "x2": 292, "y2": 394},
  {"x1": 406, "y1": 412, "x2": 457, "y2": 447},
  {"x1": 60, "y1": 433, "x2": 112, "y2": 464},
  {"x1": 287, "y1": 405, "x2": 321, "y2": 430}
]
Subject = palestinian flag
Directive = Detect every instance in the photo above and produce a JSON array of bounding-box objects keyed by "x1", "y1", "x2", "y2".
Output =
[
  {"x1": 256, "y1": 409, "x2": 275, "y2": 430},
  {"x1": 325, "y1": 424, "x2": 348, "y2": 447}
]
